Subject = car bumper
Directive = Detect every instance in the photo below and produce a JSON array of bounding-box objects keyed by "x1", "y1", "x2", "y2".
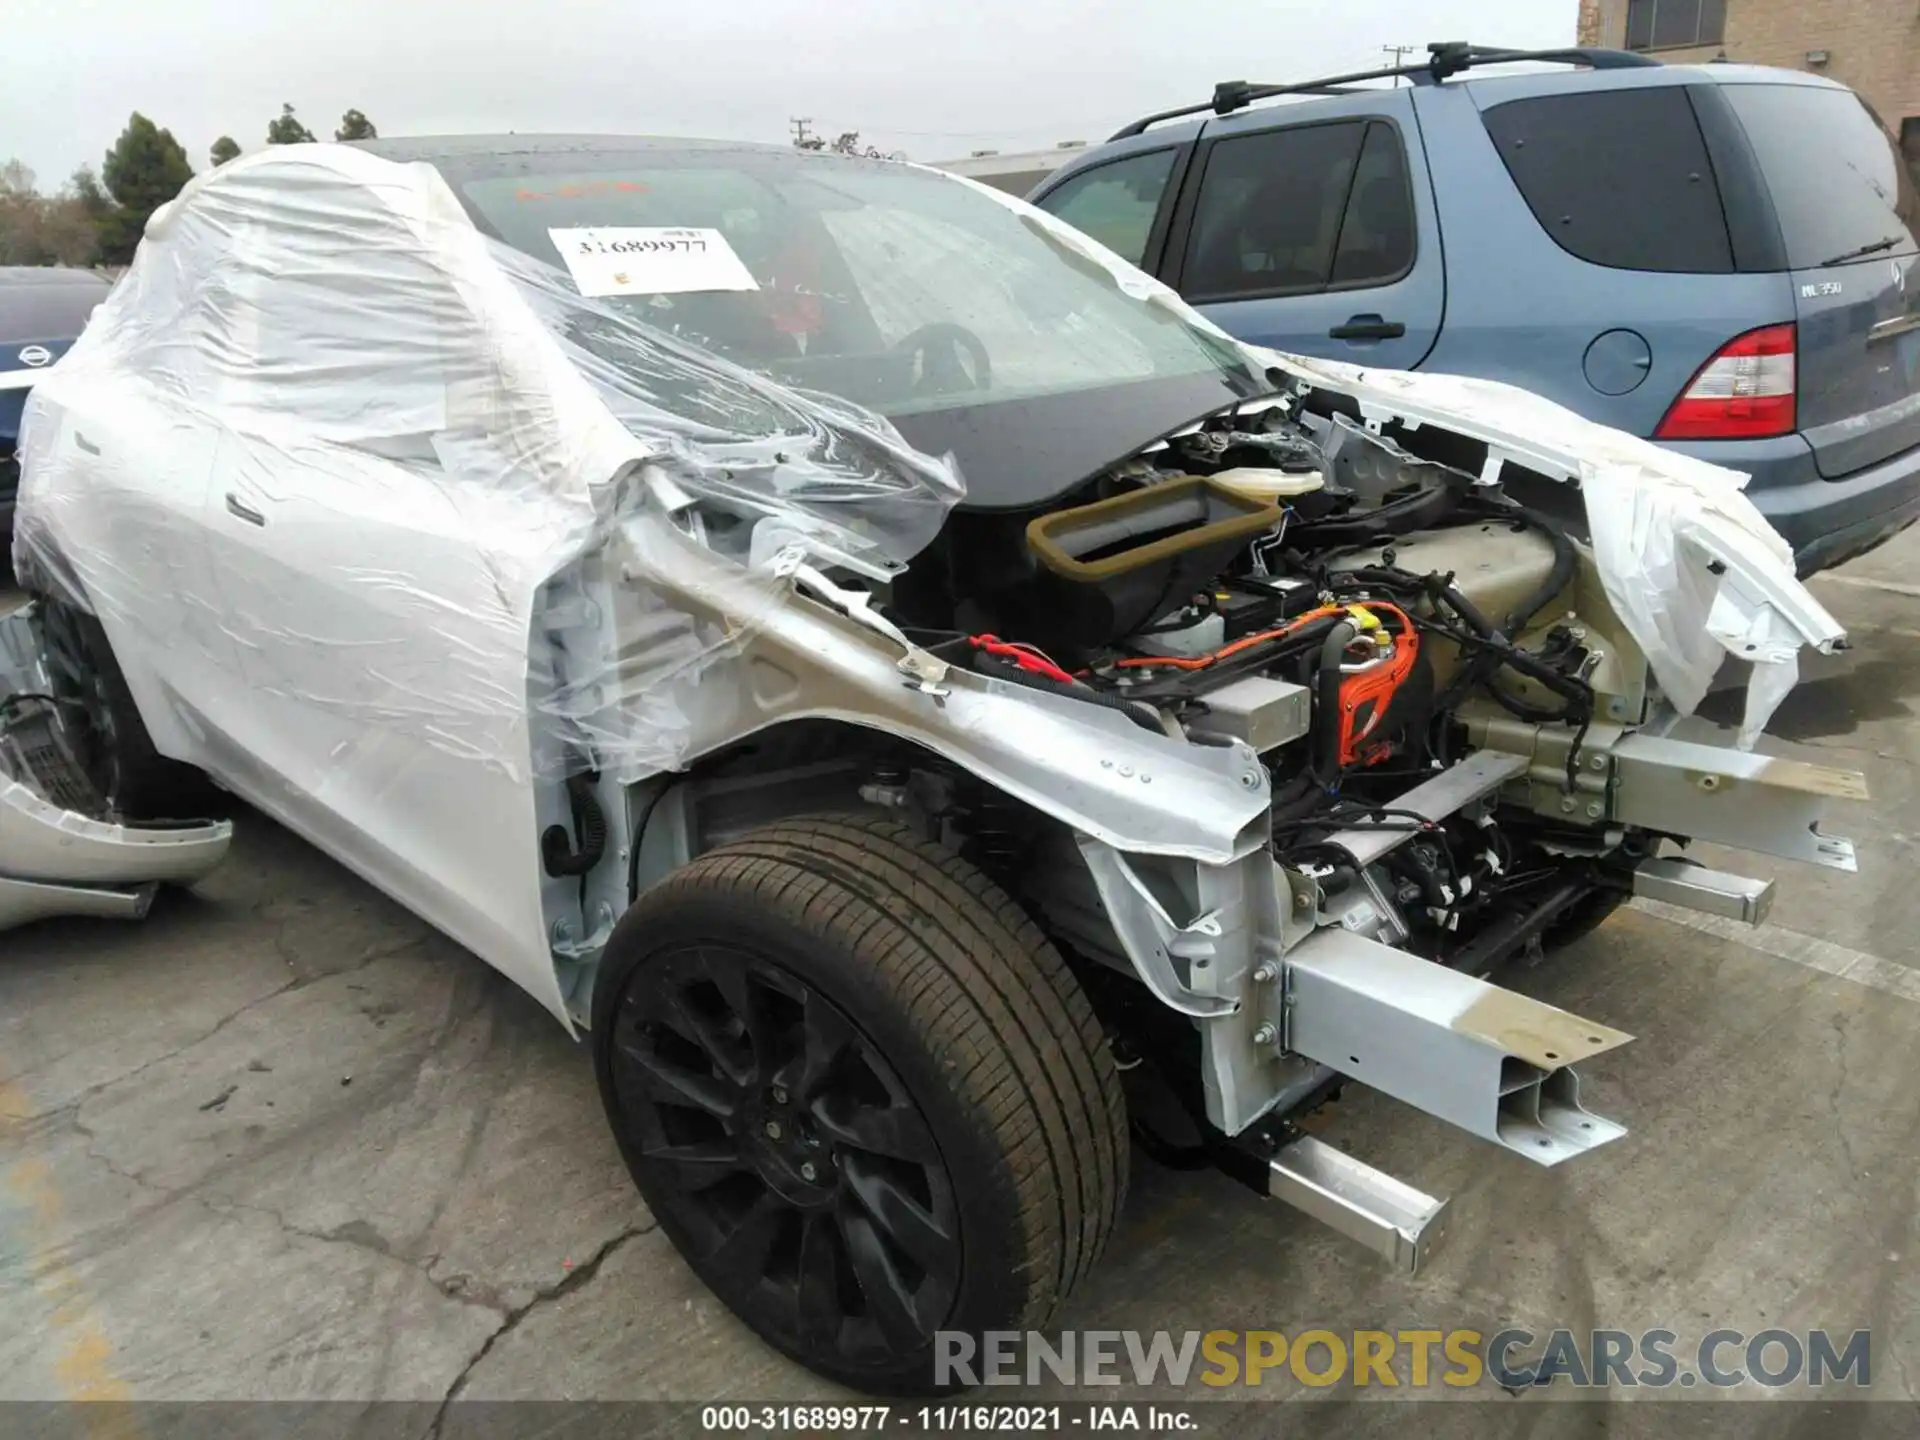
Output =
[
  {"x1": 0, "y1": 608, "x2": 233, "y2": 931},
  {"x1": 1665, "y1": 432, "x2": 1920, "y2": 576}
]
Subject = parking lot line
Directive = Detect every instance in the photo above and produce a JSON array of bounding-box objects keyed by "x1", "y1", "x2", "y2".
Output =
[
  {"x1": 1631, "y1": 897, "x2": 1920, "y2": 1003},
  {"x1": 1813, "y1": 573, "x2": 1920, "y2": 601}
]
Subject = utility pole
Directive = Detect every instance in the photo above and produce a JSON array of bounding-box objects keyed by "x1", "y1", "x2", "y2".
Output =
[
  {"x1": 1382, "y1": 44, "x2": 1416, "y2": 87},
  {"x1": 790, "y1": 117, "x2": 817, "y2": 149}
]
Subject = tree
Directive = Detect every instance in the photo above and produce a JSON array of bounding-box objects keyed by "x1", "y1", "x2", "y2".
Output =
[
  {"x1": 0, "y1": 162, "x2": 103, "y2": 267},
  {"x1": 37, "y1": 191, "x2": 101, "y2": 267},
  {"x1": 267, "y1": 104, "x2": 316, "y2": 145},
  {"x1": 334, "y1": 109, "x2": 377, "y2": 142},
  {"x1": 69, "y1": 165, "x2": 111, "y2": 221},
  {"x1": 210, "y1": 135, "x2": 241, "y2": 167},
  {"x1": 827, "y1": 130, "x2": 886, "y2": 158},
  {"x1": 98, "y1": 113, "x2": 193, "y2": 265}
]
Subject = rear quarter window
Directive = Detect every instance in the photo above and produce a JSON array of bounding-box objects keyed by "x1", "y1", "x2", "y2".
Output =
[
  {"x1": 1480, "y1": 86, "x2": 1734, "y2": 273},
  {"x1": 1721, "y1": 83, "x2": 1920, "y2": 268}
]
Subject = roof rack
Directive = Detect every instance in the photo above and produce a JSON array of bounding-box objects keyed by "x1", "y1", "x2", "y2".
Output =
[{"x1": 1108, "y1": 41, "x2": 1662, "y2": 140}]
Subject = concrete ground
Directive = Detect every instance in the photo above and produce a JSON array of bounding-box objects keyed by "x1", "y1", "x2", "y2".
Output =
[{"x1": 3, "y1": 531, "x2": 1919, "y2": 1420}]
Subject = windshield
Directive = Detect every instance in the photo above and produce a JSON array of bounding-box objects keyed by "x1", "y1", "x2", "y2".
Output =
[{"x1": 458, "y1": 153, "x2": 1256, "y2": 421}]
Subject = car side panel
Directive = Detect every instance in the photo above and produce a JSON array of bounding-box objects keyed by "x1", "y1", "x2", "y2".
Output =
[
  {"x1": 17, "y1": 381, "x2": 237, "y2": 764},
  {"x1": 192, "y1": 429, "x2": 562, "y2": 1018},
  {"x1": 1411, "y1": 77, "x2": 1797, "y2": 439}
]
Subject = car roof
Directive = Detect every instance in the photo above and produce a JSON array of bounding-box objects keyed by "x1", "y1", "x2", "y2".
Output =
[
  {"x1": 1045, "y1": 59, "x2": 1851, "y2": 194},
  {"x1": 0, "y1": 266, "x2": 110, "y2": 289},
  {"x1": 0, "y1": 267, "x2": 109, "y2": 344},
  {"x1": 355, "y1": 134, "x2": 799, "y2": 164}
]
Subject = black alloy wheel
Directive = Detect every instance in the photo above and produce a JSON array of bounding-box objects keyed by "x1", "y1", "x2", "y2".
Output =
[
  {"x1": 608, "y1": 943, "x2": 961, "y2": 1366},
  {"x1": 592, "y1": 813, "x2": 1129, "y2": 1395}
]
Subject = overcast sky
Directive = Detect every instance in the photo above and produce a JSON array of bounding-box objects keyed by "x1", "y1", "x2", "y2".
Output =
[{"x1": 10, "y1": 0, "x2": 1577, "y2": 189}]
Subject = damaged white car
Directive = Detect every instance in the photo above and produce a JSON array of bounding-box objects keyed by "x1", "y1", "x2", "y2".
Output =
[{"x1": 5, "y1": 136, "x2": 1865, "y2": 1393}]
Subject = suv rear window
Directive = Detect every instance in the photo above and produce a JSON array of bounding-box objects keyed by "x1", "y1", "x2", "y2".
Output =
[
  {"x1": 1481, "y1": 87, "x2": 1733, "y2": 273},
  {"x1": 1721, "y1": 83, "x2": 1920, "y2": 268}
]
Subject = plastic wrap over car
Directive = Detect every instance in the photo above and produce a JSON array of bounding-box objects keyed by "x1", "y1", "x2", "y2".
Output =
[{"x1": 13, "y1": 145, "x2": 964, "y2": 789}]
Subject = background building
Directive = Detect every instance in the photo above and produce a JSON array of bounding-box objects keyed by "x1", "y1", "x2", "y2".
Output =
[
  {"x1": 1579, "y1": 0, "x2": 1920, "y2": 164},
  {"x1": 933, "y1": 143, "x2": 1092, "y2": 196}
]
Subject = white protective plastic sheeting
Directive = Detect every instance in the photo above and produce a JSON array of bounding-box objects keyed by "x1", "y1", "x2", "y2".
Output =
[
  {"x1": 945, "y1": 170, "x2": 1846, "y2": 747},
  {"x1": 13, "y1": 145, "x2": 964, "y2": 786}
]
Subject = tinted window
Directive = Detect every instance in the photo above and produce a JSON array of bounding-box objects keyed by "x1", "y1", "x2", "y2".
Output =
[
  {"x1": 1182, "y1": 121, "x2": 1371, "y2": 300},
  {"x1": 1331, "y1": 122, "x2": 1416, "y2": 286},
  {"x1": 1626, "y1": 0, "x2": 1726, "y2": 51},
  {"x1": 1033, "y1": 149, "x2": 1177, "y2": 265},
  {"x1": 1482, "y1": 88, "x2": 1734, "y2": 273},
  {"x1": 1724, "y1": 84, "x2": 1920, "y2": 268}
]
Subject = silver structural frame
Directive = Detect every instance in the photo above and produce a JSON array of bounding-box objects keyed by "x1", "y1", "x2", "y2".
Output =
[{"x1": 1267, "y1": 1134, "x2": 1449, "y2": 1274}]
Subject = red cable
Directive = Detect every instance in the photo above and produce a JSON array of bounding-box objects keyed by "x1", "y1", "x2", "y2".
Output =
[{"x1": 967, "y1": 634, "x2": 1078, "y2": 686}]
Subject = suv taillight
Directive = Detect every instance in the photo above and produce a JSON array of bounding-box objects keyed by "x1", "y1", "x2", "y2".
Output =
[{"x1": 1655, "y1": 323, "x2": 1798, "y2": 440}]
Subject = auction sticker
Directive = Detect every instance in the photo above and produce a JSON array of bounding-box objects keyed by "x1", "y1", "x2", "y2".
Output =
[{"x1": 549, "y1": 226, "x2": 759, "y2": 297}]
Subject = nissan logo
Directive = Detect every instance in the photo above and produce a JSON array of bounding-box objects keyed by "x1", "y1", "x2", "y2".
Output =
[{"x1": 17, "y1": 344, "x2": 51, "y2": 368}]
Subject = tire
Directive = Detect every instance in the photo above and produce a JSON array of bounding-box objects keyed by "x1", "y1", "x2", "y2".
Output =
[
  {"x1": 591, "y1": 812, "x2": 1129, "y2": 1395},
  {"x1": 1542, "y1": 886, "x2": 1629, "y2": 953},
  {"x1": 34, "y1": 598, "x2": 219, "y2": 819}
]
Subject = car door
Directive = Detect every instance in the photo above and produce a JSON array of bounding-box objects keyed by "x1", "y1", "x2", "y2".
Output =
[
  {"x1": 1160, "y1": 94, "x2": 1444, "y2": 370},
  {"x1": 189, "y1": 246, "x2": 563, "y2": 1013},
  {"x1": 19, "y1": 378, "x2": 239, "y2": 749}
]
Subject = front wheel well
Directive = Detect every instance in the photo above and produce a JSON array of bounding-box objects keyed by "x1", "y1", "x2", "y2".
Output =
[{"x1": 627, "y1": 717, "x2": 1063, "y2": 906}]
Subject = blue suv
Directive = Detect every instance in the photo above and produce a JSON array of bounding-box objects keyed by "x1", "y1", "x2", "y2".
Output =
[{"x1": 1028, "y1": 43, "x2": 1920, "y2": 574}]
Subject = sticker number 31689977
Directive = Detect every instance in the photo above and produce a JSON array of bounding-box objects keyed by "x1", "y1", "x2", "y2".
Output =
[{"x1": 548, "y1": 226, "x2": 760, "y2": 298}]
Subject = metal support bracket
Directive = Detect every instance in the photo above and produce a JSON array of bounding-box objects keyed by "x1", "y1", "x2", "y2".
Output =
[
  {"x1": 1632, "y1": 856, "x2": 1773, "y2": 924},
  {"x1": 1323, "y1": 751, "x2": 1528, "y2": 866},
  {"x1": 1281, "y1": 924, "x2": 1630, "y2": 1164},
  {"x1": 1267, "y1": 1133, "x2": 1450, "y2": 1274},
  {"x1": 1609, "y1": 731, "x2": 1863, "y2": 871},
  {"x1": 1075, "y1": 838, "x2": 1238, "y2": 1018}
]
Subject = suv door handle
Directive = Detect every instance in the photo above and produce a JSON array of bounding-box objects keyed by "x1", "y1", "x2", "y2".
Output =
[
  {"x1": 224, "y1": 492, "x2": 267, "y2": 527},
  {"x1": 1328, "y1": 315, "x2": 1407, "y2": 341}
]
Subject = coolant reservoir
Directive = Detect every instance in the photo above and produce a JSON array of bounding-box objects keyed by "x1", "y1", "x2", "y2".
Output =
[{"x1": 1209, "y1": 467, "x2": 1325, "y2": 503}]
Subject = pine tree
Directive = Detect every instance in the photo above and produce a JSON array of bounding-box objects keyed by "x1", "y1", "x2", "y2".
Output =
[
  {"x1": 98, "y1": 113, "x2": 193, "y2": 264},
  {"x1": 266, "y1": 104, "x2": 316, "y2": 145}
]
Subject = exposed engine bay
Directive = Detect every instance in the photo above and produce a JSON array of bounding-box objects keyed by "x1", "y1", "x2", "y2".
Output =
[{"x1": 885, "y1": 390, "x2": 1646, "y2": 977}]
